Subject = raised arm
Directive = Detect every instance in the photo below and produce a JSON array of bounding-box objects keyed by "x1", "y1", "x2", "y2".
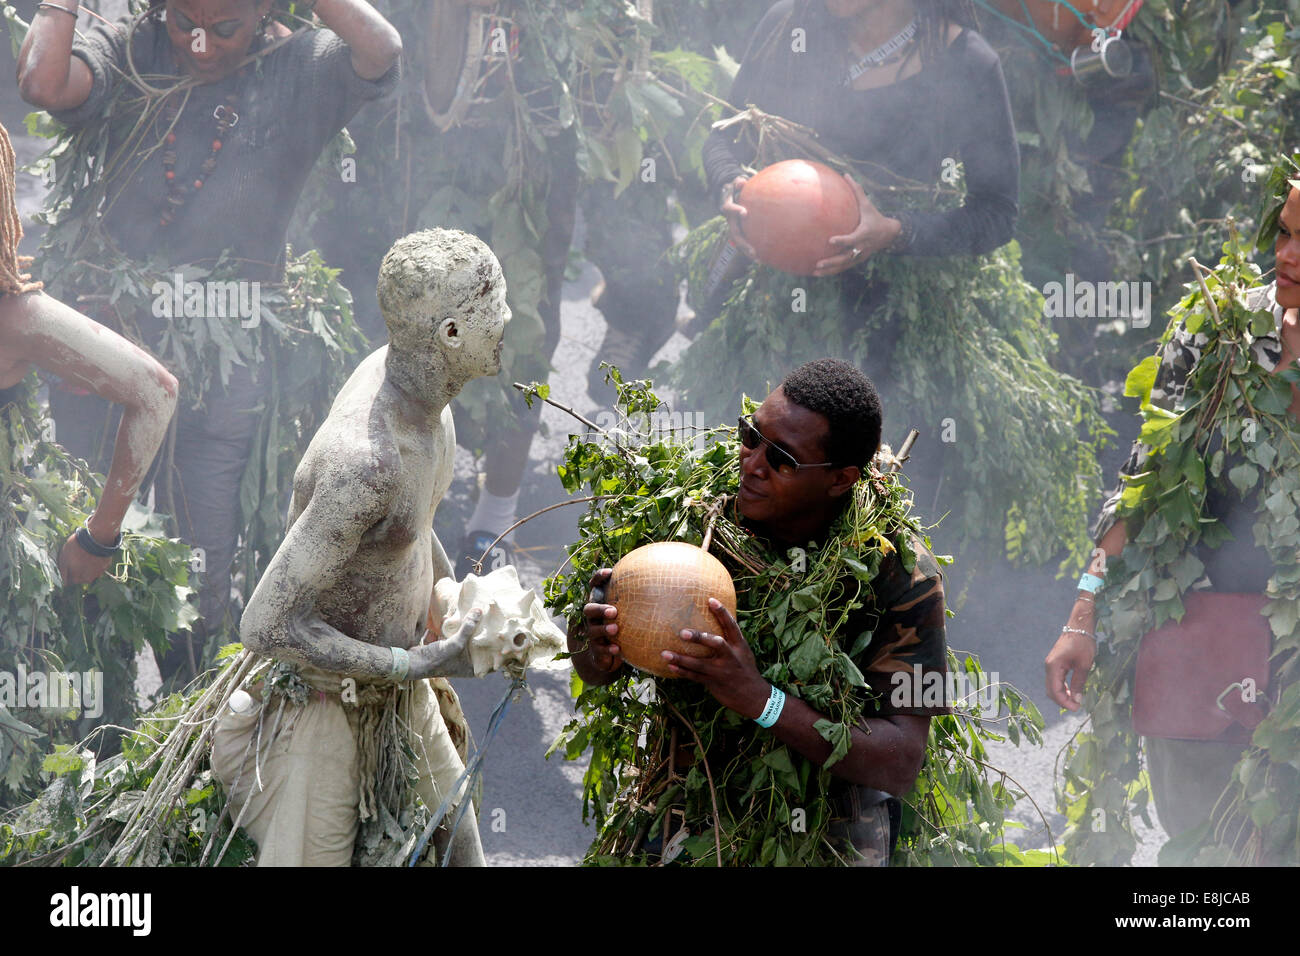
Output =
[
  {"x1": 0, "y1": 291, "x2": 178, "y2": 583},
  {"x1": 311, "y1": 0, "x2": 402, "y2": 81},
  {"x1": 16, "y1": 1, "x2": 94, "y2": 111}
]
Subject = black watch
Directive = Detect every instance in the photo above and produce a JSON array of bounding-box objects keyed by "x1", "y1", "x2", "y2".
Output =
[{"x1": 75, "y1": 522, "x2": 123, "y2": 558}]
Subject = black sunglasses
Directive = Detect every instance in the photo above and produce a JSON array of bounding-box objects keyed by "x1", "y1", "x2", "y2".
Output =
[{"x1": 737, "y1": 415, "x2": 835, "y2": 477}]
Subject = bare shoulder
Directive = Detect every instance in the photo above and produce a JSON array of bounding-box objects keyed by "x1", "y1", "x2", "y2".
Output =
[{"x1": 296, "y1": 425, "x2": 403, "y2": 527}]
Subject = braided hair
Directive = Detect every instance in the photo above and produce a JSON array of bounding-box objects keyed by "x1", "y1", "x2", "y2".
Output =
[{"x1": 0, "y1": 123, "x2": 43, "y2": 298}]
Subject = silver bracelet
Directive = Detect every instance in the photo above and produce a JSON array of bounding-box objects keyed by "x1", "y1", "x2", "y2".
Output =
[
  {"x1": 389, "y1": 645, "x2": 410, "y2": 682},
  {"x1": 1061, "y1": 626, "x2": 1095, "y2": 639},
  {"x1": 36, "y1": 3, "x2": 78, "y2": 18}
]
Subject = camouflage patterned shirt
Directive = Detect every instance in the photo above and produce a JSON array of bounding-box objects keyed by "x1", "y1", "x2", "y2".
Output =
[{"x1": 849, "y1": 533, "x2": 953, "y2": 718}]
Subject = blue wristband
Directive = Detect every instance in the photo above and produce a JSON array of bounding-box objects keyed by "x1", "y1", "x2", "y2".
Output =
[
  {"x1": 1078, "y1": 572, "x2": 1105, "y2": 594},
  {"x1": 755, "y1": 685, "x2": 785, "y2": 728}
]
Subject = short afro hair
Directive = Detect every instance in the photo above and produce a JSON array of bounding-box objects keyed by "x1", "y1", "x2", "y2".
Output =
[{"x1": 780, "y1": 358, "x2": 882, "y2": 468}]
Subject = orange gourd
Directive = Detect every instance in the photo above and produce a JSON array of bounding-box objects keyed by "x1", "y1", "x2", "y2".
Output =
[{"x1": 738, "y1": 160, "x2": 860, "y2": 276}]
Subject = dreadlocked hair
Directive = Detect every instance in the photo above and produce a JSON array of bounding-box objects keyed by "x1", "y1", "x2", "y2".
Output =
[{"x1": 0, "y1": 122, "x2": 42, "y2": 297}]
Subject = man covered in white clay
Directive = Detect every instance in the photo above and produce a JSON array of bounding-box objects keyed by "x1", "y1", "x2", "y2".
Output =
[{"x1": 212, "y1": 228, "x2": 514, "y2": 866}]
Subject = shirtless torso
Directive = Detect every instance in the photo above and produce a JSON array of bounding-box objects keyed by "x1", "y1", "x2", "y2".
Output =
[
  {"x1": 239, "y1": 228, "x2": 512, "y2": 681},
  {"x1": 288, "y1": 347, "x2": 456, "y2": 652}
]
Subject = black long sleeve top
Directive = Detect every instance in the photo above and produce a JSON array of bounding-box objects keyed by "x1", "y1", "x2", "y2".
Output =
[{"x1": 702, "y1": 0, "x2": 1019, "y2": 257}]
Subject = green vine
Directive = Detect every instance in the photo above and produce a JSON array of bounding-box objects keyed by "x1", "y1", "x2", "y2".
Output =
[
  {"x1": 0, "y1": 381, "x2": 195, "y2": 808},
  {"x1": 0, "y1": 645, "x2": 256, "y2": 866},
  {"x1": 5, "y1": 6, "x2": 367, "y2": 650},
  {"x1": 1060, "y1": 227, "x2": 1300, "y2": 865}
]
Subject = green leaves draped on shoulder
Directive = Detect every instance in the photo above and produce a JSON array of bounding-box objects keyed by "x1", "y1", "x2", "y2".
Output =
[{"x1": 1061, "y1": 232, "x2": 1300, "y2": 865}]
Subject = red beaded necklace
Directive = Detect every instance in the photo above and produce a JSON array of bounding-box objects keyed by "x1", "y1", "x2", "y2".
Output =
[{"x1": 158, "y1": 40, "x2": 260, "y2": 228}]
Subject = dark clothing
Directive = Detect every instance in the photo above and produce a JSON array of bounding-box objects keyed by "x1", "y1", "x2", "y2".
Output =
[
  {"x1": 830, "y1": 533, "x2": 949, "y2": 864},
  {"x1": 50, "y1": 14, "x2": 399, "y2": 281},
  {"x1": 580, "y1": 178, "x2": 680, "y2": 397},
  {"x1": 1145, "y1": 736, "x2": 1248, "y2": 841},
  {"x1": 702, "y1": 0, "x2": 1019, "y2": 257},
  {"x1": 772, "y1": 525, "x2": 949, "y2": 863},
  {"x1": 49, "y1": 361, "x2": 269, "y2": 674},
  {"x1": 650, "y1": 523, "x2": 947, "y2": 865},
  {"x1": 849, "y1": 537, "x2": 952, "y2": 718}
]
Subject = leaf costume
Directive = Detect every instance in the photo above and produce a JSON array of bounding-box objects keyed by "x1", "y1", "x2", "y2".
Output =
[
  {"x1": 0, "y1": 380, "x2": 195, "y2": 807},
  {"x1": 543, "y1": 380, "x2": 1048, "y2": 866},
  {"x1": 1061, "y1": 239, "x2": 1300, "y2": 866},
  {"x1": 6, "y1": 4, "x2": 374, "y2": 674}
]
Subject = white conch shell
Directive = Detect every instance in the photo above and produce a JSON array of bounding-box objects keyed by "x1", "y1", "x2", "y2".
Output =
[{"x1": 434, "y1": 566, "x2": 567, "y2": 677}]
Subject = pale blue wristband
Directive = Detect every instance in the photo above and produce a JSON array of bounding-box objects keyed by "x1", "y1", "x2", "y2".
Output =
[
  {"x1": 1077, "y1": 572, "x2": 1105, "y2": 594},
  {"x1": 390, "y1": 645, "x2": 410, "y2": 682},
  {"x1": 755, "y1": 685, "x2": 785, "y2": 728}
]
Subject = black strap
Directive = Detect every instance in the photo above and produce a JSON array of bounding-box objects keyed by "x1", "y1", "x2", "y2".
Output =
[{"x1": 75, "y1": 523, "x2": 123, "y2": 557}]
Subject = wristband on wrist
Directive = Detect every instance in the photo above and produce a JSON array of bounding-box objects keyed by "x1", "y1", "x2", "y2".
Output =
[
  {"x1": 1061, "y1": 626, "x2": 1094, "y2": 639},
  {"x1": 389, "y1": 645, "x2": 410, "y2": 682},
  {"x1": 1077, "y1": 572, "x2": 1105, "y2": 594},
  {"x1": 755, "y1": 684, "x2": 786, "y2": 728},
  {"x1": 74, "y1": 521, "x2": 123, "y2": 558}
]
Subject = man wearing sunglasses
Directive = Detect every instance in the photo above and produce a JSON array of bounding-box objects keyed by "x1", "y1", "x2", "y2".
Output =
[{"x1": 570, "y1": 358, "x2": 950, "y2": 865}]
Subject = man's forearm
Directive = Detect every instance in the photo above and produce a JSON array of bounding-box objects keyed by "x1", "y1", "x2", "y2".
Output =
[
  {"x1": 246, "y1": 612, "x2": 402, "y2": 681},
  {"x1": 767, "y1": 696, "x2": 926, "y2": 797}
]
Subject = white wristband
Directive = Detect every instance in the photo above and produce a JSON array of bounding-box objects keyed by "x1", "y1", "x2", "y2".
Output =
[{"x1": 390, "y1": 645, "x2": 410, "y2": 682}]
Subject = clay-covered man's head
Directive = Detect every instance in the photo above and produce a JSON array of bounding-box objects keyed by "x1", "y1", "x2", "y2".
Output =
[{"x1": 377, "y1": 228, "x2": 510, "y2": 387}]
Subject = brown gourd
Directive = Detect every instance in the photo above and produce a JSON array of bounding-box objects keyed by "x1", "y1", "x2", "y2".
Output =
[{"x1": 606, "y1": 542, "x2": 738, "y2": 678}]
